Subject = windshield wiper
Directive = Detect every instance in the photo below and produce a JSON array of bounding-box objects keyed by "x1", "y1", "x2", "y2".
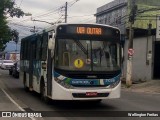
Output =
[{"x1": 73, "y1": 40, "x2": 88, "y2": 55}]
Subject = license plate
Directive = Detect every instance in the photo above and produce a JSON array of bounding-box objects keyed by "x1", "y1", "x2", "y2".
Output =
[{"x1": 86, "y1": 92, "x2": 97, "y2": 96}]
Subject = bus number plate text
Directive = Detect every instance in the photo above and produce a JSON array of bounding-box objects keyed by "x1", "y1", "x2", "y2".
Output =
[{"x1": 86, "y1": 92, "x2": 97, "y2": 96}]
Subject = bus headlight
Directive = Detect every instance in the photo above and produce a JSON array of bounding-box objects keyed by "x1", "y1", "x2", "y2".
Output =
[
  {"x1": 55, "y1": 78, "x2": 74, "y2": 89},
  {"x1": 109, "y1": 79, "x2": 121, "y2": 88}
]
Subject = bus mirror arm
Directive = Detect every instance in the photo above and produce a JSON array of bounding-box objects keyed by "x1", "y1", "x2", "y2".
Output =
[{"x1": 48, "y1": 33, "x2": 55, "y2": 50}]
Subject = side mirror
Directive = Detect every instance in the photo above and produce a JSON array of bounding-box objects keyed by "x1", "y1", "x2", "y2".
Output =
[{"x1": 48, "y1": 33, "x2": 55, "y2": 50}]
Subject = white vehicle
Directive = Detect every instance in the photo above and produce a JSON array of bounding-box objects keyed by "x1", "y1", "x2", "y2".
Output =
[
  {"x1": 20, "y1": 23, "x2": 122, "y2": 102},
  {"x1": 0, "y1": 60, "x2": 3, "y2": 67},
  {"x1": 1, "y1": 60, "x2": 14, "y2": 70}
]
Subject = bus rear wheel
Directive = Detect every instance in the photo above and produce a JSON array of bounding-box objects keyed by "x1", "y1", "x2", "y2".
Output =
[{"x1": 23, "y1": 73, "x2": 29, "y2": 92}]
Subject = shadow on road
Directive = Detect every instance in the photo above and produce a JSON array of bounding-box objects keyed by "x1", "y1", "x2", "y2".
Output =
[{"x1": 28, "y1": 90, "x2": 117, "y2": 111}]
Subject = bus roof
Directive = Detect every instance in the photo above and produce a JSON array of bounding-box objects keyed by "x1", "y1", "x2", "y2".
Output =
[{"x1": 21, "y1": 23, "x2": 120, "y2": 42}]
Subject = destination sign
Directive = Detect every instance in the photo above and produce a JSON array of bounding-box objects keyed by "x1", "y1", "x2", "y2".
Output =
[
  {"x1": 76, "y1": 27, "x2": 102, "y2": 35},
  {"x1": 56, "y1": 24, "x2": 120, "y2": 40}
]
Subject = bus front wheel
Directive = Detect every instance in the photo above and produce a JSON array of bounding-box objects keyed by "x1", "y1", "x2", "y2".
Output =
[{"x1": 40, "y1": 81, "x2": 49, "y2": 103}]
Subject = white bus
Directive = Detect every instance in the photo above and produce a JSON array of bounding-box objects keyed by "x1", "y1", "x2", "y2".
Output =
[{"x1": 20, "y1": 23, "x2": 122, "y2": 102}]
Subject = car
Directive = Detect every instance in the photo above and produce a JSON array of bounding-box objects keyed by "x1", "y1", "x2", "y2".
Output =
[
  {"x1": 1, "y1": 60, "x2": 14, "y2": 70},
  {"x1": 9, "y1": 61, "x2": 20, "y2": 78}
]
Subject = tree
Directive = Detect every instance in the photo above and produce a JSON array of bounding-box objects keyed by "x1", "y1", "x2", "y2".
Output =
[
  {"x1": 1, "y1": 0, "x2": 24, "y2": 18},
  {"x1": 0, "y1": 0, "x2": 24, "y2": 51}
]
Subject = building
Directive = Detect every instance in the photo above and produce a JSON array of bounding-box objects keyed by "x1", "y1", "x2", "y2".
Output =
[
  {"x1": 0, "y1": 41, "x2": 20, "y2": 61},
  {"x1": 5, "y1": 52, "x2": 20, "y2": 61},
  {"x1": 95, "y1": 0, "x2": 127, "y2": 35},
  {"x1": 95, "y1": 0, "x2": 160, "y2": 81}
]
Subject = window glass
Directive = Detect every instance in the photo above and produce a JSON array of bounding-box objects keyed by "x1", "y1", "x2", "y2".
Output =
[
  {"x1": 55, "y1": 39, "x2": 120, "y2": 71},
  {"x1": 41, "y1": 34, "x2": 48, "y2": 60}
]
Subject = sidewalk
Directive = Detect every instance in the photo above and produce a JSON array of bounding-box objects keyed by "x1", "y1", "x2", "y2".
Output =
[
  {"x1": 122, "y1": 80, "x2": 160, "y2": 94},
  {"x1": 0, "y1": 78, "x2": 33, "y2": 120}
]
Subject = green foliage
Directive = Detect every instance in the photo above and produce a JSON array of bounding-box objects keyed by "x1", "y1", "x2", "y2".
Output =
[
  {"x1": 0, "y1": 0, "x2": 24, "y2": 17},
  {"x1": 0, "y1": 16, "x2": 11, "y2": 51},
  {"x1": 127, "y1": 0, "x2": 160, "y2": 29},
  {"x1": 0, "y1": 0, "x2": 24, "y2": 51}
]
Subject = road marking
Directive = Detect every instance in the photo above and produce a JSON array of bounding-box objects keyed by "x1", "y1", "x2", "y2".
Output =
[{"x1": 1, "y1": 88, "x2": 37, "y2": 120}]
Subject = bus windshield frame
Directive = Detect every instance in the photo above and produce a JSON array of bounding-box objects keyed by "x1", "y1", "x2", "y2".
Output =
[{"x1": 54, "y1": 24, "x2": 121, "y2": 73}]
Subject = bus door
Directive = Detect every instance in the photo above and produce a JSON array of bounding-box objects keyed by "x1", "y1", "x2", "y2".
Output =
[
  {"x1": 47, "y1": 32, "x2": 53, "y2": 96},
  {"x1": 47, "y1": 49, "x2": 52, "y2": 96}
]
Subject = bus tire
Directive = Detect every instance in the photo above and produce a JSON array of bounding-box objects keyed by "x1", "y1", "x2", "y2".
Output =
[{"x1": 40, "y1": 80, "x2": 49, "y2": 103}]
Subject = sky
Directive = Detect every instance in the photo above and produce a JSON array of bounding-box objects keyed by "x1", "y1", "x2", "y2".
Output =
[
  {"x1": 7, "y1": 0, "x2": 114, "y2": 38},
  {"x1": 4, "y1": 41, "x2": 20, "y2": 52}
]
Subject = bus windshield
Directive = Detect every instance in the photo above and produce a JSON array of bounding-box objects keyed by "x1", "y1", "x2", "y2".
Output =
[{"x1": 55, "y1": 39, "x2": 120, "y2": 72}]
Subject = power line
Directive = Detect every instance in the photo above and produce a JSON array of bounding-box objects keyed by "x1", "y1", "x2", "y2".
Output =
[
  {"x1": 77, "y1": 16, "x2": 95, "y2": 23},
  {"x1": 68, "y1": 14, "x2": 94, "y2": 18},
  {"x1": 9, "y1": 25, "x2": 31, "y2": 36},
  {"x1": 12, "y1": 0, "x2": 81, "y2": 24},
  {"x1": 9, "y1": 0, "x2": 82, "y2": 28},
  {"x1": 68, "y1": 0, "x2": 80, "y2": 8},
  {"x1": 27, "y1": 3, "x2": 68, "y2": 20},
  {"x1": 14, "y1": 3, "x2": 66, "y2": 24},
  {"x1": 8, "y1": 23, "x2": 43, "y2": 29},
  {"x1": 55, "y1": 15, "x2": 64, "y2": 24},
  {"x1": 30, "y1": 14, "x2": 94, "y2": 20}
]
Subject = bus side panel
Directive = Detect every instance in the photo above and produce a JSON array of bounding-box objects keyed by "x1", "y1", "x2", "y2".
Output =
[
  {"x1": 19, "y1": 71, "x2": 24, "y2": 86},
  {"x1": 20, "y1": 60, "x2": 29, "y2": 88},
  {"x1": 19, "y1": 72, "x2": 29, "y2": 88},
  {"x1": 32, "y1": 60, "x2": 41, "y2": 93}
]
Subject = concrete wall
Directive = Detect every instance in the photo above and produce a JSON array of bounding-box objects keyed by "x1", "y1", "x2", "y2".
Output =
[
  {"x1": 95, "y1": 0, "x2": 127, "y2": 34},
  {"x1": 123, "y1": 36, "x2": 154, "y2": 81}
]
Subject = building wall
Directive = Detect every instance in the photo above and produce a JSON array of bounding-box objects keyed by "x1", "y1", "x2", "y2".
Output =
[
  {"x1": 96, "y1": 0, "x2": 160, "y2": 33},
  {"x1": 95, "y1": 0, "x2": 160, "y2": 81},
  {"x1": 95, "y1": 0, "x2": 127, "y2": 34},
  {"x1": 97, "y1": 0, "x2": 127, "y2": 14},
  {"x1": 123, "y1": 36, "x2": 154, "y2": 81},
  {"x1": 5, "y1": 52, "x2": 20, "y2": 62}
]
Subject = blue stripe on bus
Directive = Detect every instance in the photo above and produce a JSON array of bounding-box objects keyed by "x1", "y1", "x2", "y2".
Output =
[{"x1": 54, "y1": 72, "x2": 121, "y2": 86}]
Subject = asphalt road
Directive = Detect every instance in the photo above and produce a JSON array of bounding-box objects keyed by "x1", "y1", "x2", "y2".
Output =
[{"x1": 0, "y1": 69, "x2": 160, "y2": 120}]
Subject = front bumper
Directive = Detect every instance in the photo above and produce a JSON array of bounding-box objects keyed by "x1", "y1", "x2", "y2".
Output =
[{"x1": 51, "y1": 80, "x2": 121, "y2": 100}]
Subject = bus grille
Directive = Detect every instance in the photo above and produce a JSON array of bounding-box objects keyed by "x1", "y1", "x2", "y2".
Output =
[{"x1": 72, "y1": 93, "x2": 109, "y2": 98}]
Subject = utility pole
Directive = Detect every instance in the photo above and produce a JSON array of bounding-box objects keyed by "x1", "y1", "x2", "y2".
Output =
[
  {"x1": 30, "y1": 26, "x2": 38, "y2": 33},
  {"x1": 146, "y1": 22, "x2": 152, "y2": 65},
  {"x1": 65, "y1": 2, "x2": 68, "y2": 23},
  {"x1": 126, "y1": 0, "x2": 137, "y2": 86}
]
